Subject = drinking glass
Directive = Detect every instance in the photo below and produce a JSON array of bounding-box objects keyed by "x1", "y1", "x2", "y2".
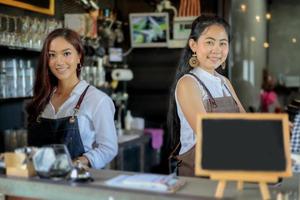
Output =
[{"x1": 32, "y1": 144, "x2": 73, "y2": 178}]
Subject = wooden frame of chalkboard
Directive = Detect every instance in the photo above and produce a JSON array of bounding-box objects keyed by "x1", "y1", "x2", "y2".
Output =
[
  {"x1": 0, "y1": 0, "x2": 55, "y2": 15},
  {"x1": 195, "y1": 113, "x2": 292, "y2": 182}
]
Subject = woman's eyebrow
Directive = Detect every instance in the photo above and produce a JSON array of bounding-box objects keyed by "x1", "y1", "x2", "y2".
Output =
[
  {"x1": 205, "y1": 37, "x2": 228, "y2": 42},
  {"x1": 205, "y1": 37, "x2": 216, "y2": 41},
  {"x1": 49, "y1": 48, "x2": 72, "y2": 52}
]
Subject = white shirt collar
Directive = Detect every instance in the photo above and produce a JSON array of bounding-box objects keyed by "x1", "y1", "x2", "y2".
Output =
[{"x1": 191, "y1": 67, "x2": 225, "y2": 85}]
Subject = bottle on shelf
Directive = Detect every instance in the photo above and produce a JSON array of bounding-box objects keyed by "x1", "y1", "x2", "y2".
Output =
[
  {"x1": 5, "y1": 59, "x2": 17, "y2": 98},
  {"x1": 25, "y1": 60, "x2": 34, "y2": 97},
  {"x1": 0, "y1": 61, "x2": 6, "y2": 98},
  {"x1": 17, "y1": 59, "x2": 26, "y2": 97},
  {"x1": 125, "y1": 110, "x2": 133, "y2": 131},
  {"x1": 97, "y1": 57, "x2": 106, "y2": 87}
]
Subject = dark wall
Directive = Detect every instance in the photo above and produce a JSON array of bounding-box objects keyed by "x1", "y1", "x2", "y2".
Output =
[{"x1": 127, "y1": 48, "x2": 182, "y2": 127}]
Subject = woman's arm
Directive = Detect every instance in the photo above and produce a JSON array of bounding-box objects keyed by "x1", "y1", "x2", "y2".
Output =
[
  {"x1": 224, "y1": 77, "x2": 246, "y2": 113},
  {"x1": 176, "y1": 76, "x2": 207, "y2": 133},
  {"x1": 83, "y1": 96, "x2": 118, "y2": 169}
]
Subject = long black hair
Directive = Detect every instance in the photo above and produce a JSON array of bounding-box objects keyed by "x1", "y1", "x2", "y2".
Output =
[{"x1": 167, "y1": 15, "x2": 231, "y2": 151}]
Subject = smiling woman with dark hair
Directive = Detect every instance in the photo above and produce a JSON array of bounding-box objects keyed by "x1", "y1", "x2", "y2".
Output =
[
  {"x1": 26, "y1": 28, "x2": 118, "y2": 169},
  {"x1": 168, "y1": 16, "x2": 245, "y2": 177}
]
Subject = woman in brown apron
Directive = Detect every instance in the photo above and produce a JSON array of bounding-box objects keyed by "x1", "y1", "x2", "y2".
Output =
[{"x1": 167, "y1": 16, "x2": 245, "y2": 177}]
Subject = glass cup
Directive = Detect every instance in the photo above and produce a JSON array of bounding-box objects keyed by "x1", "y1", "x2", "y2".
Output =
[{"x1": 32, "y1": 144, "x2": 73, "y2": 178}]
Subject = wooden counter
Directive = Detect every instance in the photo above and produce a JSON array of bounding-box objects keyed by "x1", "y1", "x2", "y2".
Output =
[{"x1": 0, "y1": 170, "x2": 299, "y2": 200}]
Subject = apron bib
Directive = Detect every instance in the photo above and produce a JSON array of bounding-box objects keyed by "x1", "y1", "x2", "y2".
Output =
[{"x1": 28, "y1": 85, "x2": 90, "y2": 159}]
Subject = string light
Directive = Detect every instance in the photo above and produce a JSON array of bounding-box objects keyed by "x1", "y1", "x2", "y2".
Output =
[
  {"x1": 240, "y1": 4, "x2": 247, "y2": 12},
  {"x1": 255, "y1": 15, "x2": 260, "y2": 22},
  {"x1": 263, "y1": 42, "x2": 269, "y2": 48},
  {"x1": 292, "y1": 38, "x2": 297, "y2": 43},
  {"x1": 265, "y1": 13, "x2": 271, "y2": 20},
  {"x1": 250, "y1": 36, "x2": 256, "y2": 42}
]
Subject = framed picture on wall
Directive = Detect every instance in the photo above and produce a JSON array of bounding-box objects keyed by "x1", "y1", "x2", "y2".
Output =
[
  {"x1": 0, "y1": 0, "x2": 55, "y2": 15},
  {"x1": 129, "y1": 12, "x2": 169, "y2": 48}
]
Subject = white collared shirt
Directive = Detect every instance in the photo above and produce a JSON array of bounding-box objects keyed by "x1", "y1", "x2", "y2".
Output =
[
  {"x1": 175, "y1": 67, "x2": 231, "y2": 154},
  {"x1": 41, "y1": 80, "x2": 118, "y2": 169}
]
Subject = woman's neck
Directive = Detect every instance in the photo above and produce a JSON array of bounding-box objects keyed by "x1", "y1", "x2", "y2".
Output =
[
  {"x1": 55, "y1": 78, "x2": 80, "y2": 96},
  {"x1": 197, "y1": 66, "x2": 215, "y2": 75}
]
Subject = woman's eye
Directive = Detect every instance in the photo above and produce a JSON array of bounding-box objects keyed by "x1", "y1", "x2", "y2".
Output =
[
  {"x1": 64, "y1": 52, "x2": 71, "y2": 56},
  {"x1": 220, "y1": 42, "x2": 228, "y2": 46},
  {"x1": 206, "y1": 41, "x2": 214, "y2": 45},
  {"x1": 48, "y1": 53, "x2": 55, "y2": 58}
]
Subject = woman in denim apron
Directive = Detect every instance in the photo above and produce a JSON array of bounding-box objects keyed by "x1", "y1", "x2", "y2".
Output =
[
  {"x1": 168, "y1": 16, "x2": 245, "y2": 176},
  {"x1": 26, "y1": 28, "x2": 118, "y2": 169}
]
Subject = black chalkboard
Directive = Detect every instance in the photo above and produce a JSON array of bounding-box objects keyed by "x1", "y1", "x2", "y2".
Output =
[{"x1": 201, "y1": 119, "x2": 286, "y2": 171}]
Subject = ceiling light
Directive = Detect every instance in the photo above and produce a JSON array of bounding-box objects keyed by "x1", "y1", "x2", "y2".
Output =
[
  {"x1": 240, "y1": 4, "x2": 247, "y2": 12},
  {"x1": 266, "y1": 13, "x2": 271, "y2": 20},
  {"x1": 250, "y1": 36, "x2": 256, "y2": 42},
  {"x1": 256, "y1": 15, "x2": 260, "y2": 22}
]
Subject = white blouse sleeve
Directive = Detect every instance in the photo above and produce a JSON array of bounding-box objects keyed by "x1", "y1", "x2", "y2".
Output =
[{"x1": 83, "y1": 96, "x2": 118, "y2": 169}]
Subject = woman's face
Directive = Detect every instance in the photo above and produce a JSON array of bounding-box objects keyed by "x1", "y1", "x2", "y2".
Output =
[
  {"x1": 48, "y1": 37, "x2": 81, "y2": 83},
  {"x1": 189, "y1": 24, "x2": 229, "y2": 73}
]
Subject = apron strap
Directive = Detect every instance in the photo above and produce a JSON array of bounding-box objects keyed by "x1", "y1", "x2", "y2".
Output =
[
  {"x1": 70, "y1": 85, "x2": 90, "y2": 123},
  {"x1": 75, "y1": 85, "x2": 90, "y2": 110},
  {"x1": 187, "y1": 72, "x2": 217, "y2": 108},
  {"x1": 223, "y1": 84, "x2": 238, "y2": 105},
  {"x1": 168, "y1": 142, "x2": 181, "y2": 160},
  {"x1": 168, "y1": 142, "x2": 182, "y2": 173}
]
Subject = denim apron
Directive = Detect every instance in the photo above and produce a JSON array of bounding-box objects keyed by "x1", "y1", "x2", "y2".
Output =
[
  {"x1": 28, "y1": 85, "x2": 90, "y2": 159},
  {"x1": 170, "y1": 73, "x2": 240, "y2": 177}
]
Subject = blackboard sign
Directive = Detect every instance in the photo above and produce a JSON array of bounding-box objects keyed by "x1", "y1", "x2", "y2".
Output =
[
  {"x1": 195, "y1": 113, "x2": 292, "y2": 182},
  {"x1": 0, "y1": 0, "x2": 55, "y2": 15}
]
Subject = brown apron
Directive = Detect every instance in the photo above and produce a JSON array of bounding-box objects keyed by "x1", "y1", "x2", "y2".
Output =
[{"x1": 172, "y1": 73, "x2": 240, "y2": 177}]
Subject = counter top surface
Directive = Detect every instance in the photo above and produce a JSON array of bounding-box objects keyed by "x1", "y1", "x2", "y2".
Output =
[{"x1": 0, "y1": 169, "x2": 299, "y2": 200}]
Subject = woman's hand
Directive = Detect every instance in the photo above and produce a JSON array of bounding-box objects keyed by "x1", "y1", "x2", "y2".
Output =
[{"x1": 73, "y1": 156, "x2": 90, "y2": 170}]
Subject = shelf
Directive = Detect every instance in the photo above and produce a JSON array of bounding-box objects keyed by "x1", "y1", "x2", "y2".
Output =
[
  {"x1": 167, "y1": 39, "x2": 187, "y2": 48},
  {"x1": 0, "y1": 96, "x2": 32, "y2": 103},
  {"x1": 0, "y1": 44, "x2": 41, "y2": 53}
]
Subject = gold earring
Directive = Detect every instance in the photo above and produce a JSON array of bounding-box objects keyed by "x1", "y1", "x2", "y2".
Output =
[
  {"x1": 189, "y1": 52, "x2": 199, "y2": 67},
  {"x1": 221, "y1": 62, "x2": 226, "y2": 69}
]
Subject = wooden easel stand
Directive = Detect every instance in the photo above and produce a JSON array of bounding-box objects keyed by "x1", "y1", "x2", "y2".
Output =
[{"x1": 215, "y1": 180, "x2": 271, "y2": 200}]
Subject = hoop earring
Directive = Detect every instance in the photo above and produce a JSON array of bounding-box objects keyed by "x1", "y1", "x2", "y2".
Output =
[
  {"x1": 189, "y1": 52, "x2": 199, "y2": 67},
  {"x1": 221, "y1": 62, "x2": 226, "y2": 69},
  {"x1": 77, "y1": 63, "x2": 82, "y2": 72}
]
